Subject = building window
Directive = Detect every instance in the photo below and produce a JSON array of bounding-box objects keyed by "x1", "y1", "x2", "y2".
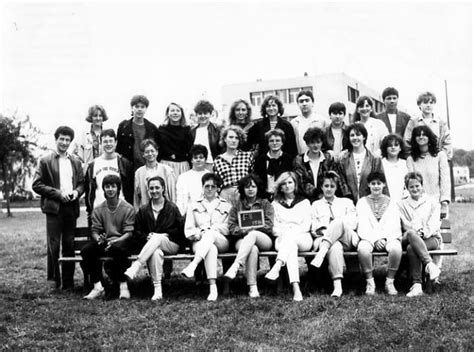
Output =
[
  {"x1": 276, "y1": 89, "x2": 288, "y2": 104},
  {"x1": 289, "y1": 88, "x2": 301, "y2": 103},
  {"x1": 250, "y1": 92, "x2": 263, "y2": 106},
  {"x1": 373, "y1": 99, "x2": 384, "y2": 113},
  {"x1": 347, "y1": 86, "x2": 359, "y2": 103}
]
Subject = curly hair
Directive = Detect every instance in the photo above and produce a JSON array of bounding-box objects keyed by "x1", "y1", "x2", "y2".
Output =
[
  {"x1": 260, "y1": 95, "x2": 284, "y2": 118},
  {"x1": 228, "y1": 99, "x2": 252, "y2": 126},
  {"x1": 380, "y1": 133, "x2": 405, "y2": 159},
  {"x1": 220, "y1": 125, "x2": 247, "y2": 149}
]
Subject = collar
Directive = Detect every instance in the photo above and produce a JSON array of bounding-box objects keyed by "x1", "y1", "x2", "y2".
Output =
[
  {"x1": 303, "y1": 150, "x2": 325, "y2": 163},
  {"x1": 241, "y1": 197, "x2": 264, "y2": 209},
  {"x1": 417, "y1": 115, "x2": 440, "y2": 123},
  {"x1": 53, "y1": 150, "x2": 71, "y2": 159},
  {"x1": 267, "y1": 151, "x2": 283, "y2": 159},
  {"x1": 194, "y1": 196, "x2": 229, "y2": 213},
  {"x1": 405, "y1": 194, "x2": 429, "y2": 209}
]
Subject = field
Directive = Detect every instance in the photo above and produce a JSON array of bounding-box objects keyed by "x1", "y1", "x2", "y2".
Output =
[{"x1": 0, "y1": 205, "x2": 473, "y2": 350}]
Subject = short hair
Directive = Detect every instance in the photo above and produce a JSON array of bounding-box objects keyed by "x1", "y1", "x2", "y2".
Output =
[
  {"x1": 297, "y1": 90, "x2": 314, "y2": 102},
  {"x1": 404, "y1": 172, "x2": 424, "y2": 188},
  {"x1": 130, "y1": 95, "x2": 149, "y2": 108},
  {"x1": 328, "y1": 102, "x2": 346, "y2": 115},
  {"x1": 85, "y1": 105, "x2": 108, "y2": 123},
  {"x1": 265, "y1": 128, "x2": 286, "y2": 144},
  {"x1": 416, "y1": 91, "x2": 437, "y2": 105},
  {"x1": 303, "y1": 127, "x2": 327, "y2": 150},
  {"x1": 228, "y1": 99, "x2": 252, "y2": 126},
  {"x1": 164, "y1": 102, "x2": 187, "y2": 127},
  {"x1": 190, "y1": 144, "x2": 208, "y2": 159},
  {"x1": 237, "y1": 174, "x2": 264, "y2": 200},
  {"x1": 382, "y1": 87, "x2": 399, "y2": 100},
  {"x1": 100, "y1": 129, "x2": 116, "y2": 141},
  {"x1": 201, "y1": 172, "x2": 223, "y2": 188},
  {"x1": 260, "y1": 95, "x2": 284, "y2": 118},
  {"x1": 220, "y1": 125, "x2": 247, "y2": 148},
  {"x1": 194, "y1": 100, "x2": 214, "y2": 114},
  {"x1": 102, "y1": 174, "x2": 122, "y2": 195},
  {"x1": 380, "y1": 134, "x2": 405, "y2": 159},
  {"x1": 345, "y1": 123, "x2": 368, "y2": 152},
  {"x1": 367, "y1": 171, "x2": 386, "y2": 184},
  {"x1": 410, "y1": 125, "x2": 439, "y2": 160},
  {"x1": 140, "y1": 138, "x2": 158, "y2": 152},
  {"x1": 273, "y1": 171, "x2": 299, "y2": 201},
  {"x1": 54, "y1": 126, "x2": 75, "y2": 141},
  {"x1": 321, "y1": 170, "x2": 340, "y2": 189},
  {"x1": 353, "y1": 95, "x2": 376, "y2": 122},
  {"x1": 147, "y1": 175, "x2": 166, "y2": 195}
]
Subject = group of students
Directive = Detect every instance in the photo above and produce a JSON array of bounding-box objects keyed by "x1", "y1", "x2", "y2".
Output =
[{"x1": 32, "y1": 86, "x2": 452, "y2": 302}]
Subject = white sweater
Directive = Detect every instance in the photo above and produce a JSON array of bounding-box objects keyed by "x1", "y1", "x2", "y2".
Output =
[
  {"x1": 356, "y1": 196, "x2": 401, "y2": 245},
  {"x1": 272, "y1": 198, "x2": 312, "y2": 237}
]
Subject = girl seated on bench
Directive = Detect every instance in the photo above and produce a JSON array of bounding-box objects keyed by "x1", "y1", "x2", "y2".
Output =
[
  {"x1": 264, "y1": 171, "x2": 313, "y2": 301},
  {"x1": 356, "y1": 171, "x2": 402, "y2": 296},
  {"x1": 224, "y1": 174, "x2": 274, "y2": 298},
  {"x1": 181, "y1": 173, "x2": 231, "y2": 301},
  {"x1": 398, "y1": 172, "x2": 442, "y2": 297}
]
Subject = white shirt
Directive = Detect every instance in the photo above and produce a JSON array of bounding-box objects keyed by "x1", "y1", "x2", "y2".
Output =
[
  {"x1": 93, "y1": 156, "x2": 122, "y2": 207},
  {"x1": 303, "y1": 151, "x2": 325, "y2": 188},
  {"x1": 353, "y1": 150, "x2": 366, "y2": 186},
  {"x1": 363, "y1": 118, "x2": 389, "y2": 157},
  {"x1": 387, "y1": 113, "x2": 397, "y2": 133},
  {"x1": 311, "y1": 196, "x2": 357, "y2": 231},
  {"x1": 331, "y1": 128, "x2": 343, "y2": 155},
  {"x1": 176, "y1": 169, "x2": 210, "y2": 215},
  {"x1": 382, "y1": 158, "x2": 408, "y2": 202},
  {"x1": 291, "y1": 113, "x2": 330, "y2": 154},
  {"x1": 59, "y1": 155, "x2": 73, "y2": 194},
  {"x1": 194, "y1": 126, "x2": 213, "y2": 163}
]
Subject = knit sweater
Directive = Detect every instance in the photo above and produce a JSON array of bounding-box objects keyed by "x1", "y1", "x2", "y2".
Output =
[
  {"x1": 91, "y1": 200, "x2": 135, "y2": 240},
  {"x1": 356, "y1": 196, "x2": 401, "y2": 245},
  {"x1": 406, "y1": 151, "x2": 450, "y2": 203},
  {"x1": 272, "y1": 196, "x2": 312, "y2": 237}
]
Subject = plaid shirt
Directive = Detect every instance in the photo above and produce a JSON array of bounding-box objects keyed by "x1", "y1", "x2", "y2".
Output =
[{"x1": 214, "y1": 150, "x2": 253, "y2": 188}]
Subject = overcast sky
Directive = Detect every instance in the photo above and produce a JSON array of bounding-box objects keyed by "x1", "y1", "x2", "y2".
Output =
[{"x1": 1, "y1": 1, "x2": 472, "y2": 149}]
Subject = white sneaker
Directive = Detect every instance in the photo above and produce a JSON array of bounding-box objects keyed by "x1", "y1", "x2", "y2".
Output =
[
  {"x1": 365, "y1": 279, "x2": 376, "y2": 296},
  {"x1": 265, "y1": 266, "x2": 280, "y2": 281},
  {"x1": 207, "y1": 291, "x2": 218, "y2": 301},
  {"x1": 83, "y1": 286, "x2": 104, "y2": 300},
  {"x1": 310, "y1": 246, "x2": 329, "y2": 268},
  {"x1": 224, "y1": 263, "x2": 240, "y2": 280},
  {"x1": 426, "y1": 262, "x2": 441, "y2": 281},
  {"x1": 181, "y1": 264, "x2": 196, "y2": 279},
  {"x1": 385, "y1": 279, "x2": 398, "y2": 296},
  {"x1": 124, "y1": 261, "x2": 141, "y2": 281},
  {"x1": 248, "y1": 286, "x2": 260, "y2": 298},
  {"x1": 119, "y1": 282, "x2": 131, "y2": 299},
  {"x1": 293, "y1": 290, "x2": 303, "y2": 302},
  {"x1": 406, "y1": 283, "x2": 423, "y2": 297}
]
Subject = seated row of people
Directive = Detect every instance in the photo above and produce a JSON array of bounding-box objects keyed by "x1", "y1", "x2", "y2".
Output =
[{"x1": 82, "y1": 168, "x2": 442, "y2": 302}]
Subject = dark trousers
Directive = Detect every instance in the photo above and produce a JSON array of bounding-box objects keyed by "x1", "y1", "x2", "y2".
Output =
[
  {"x1": 81, "y1": 240, "x2": 131, "y2": 284},
  {"x1": 46, "y1": 203, "x2": 76, "y2": 288},
  {"x1": 406, "y1": 231, "x2": 440, "y2": 283}
]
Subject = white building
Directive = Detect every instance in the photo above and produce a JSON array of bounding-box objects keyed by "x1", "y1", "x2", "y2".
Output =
[
  {"x1": 221, "y1": 72, "x2": 409, "y2": 123},
  {"x1": 453, "y1": 165, "x2": 470, "y2": 185}
]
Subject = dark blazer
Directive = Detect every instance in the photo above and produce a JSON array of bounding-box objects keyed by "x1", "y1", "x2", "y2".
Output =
[
  {"x1": 375, "y1": 110, "x2": 411, "y2": 136},
  {"x1": 190, "y1": 122, "x2": 222, "y2": 159},
  {"x1": 325, "y1": 123, "x2": 350, "y2": 153},
  {"x1": 253, "y1": 152, "x2": 294, "y2": 196},
  {"x1": 32, "y1": 152, "x2": 84, "y2": 217},
  {"x1": 247, "y1": 118, "x2": 298, "y2": 158},
  {"x1": 133, "y1": 199, "x2": 185, "y2": 249},
  {"x1": 294, "y1": 151, "x2": 351, "y2": 203},
  {"x1": 339, "y1": 150, "x2": 388, "y2": 204},
  {"x1": 84, "y1": 155, "x2": 133, "y2": 216},
  {"x1": 116, "y1": 118, "x2": 159, "y2": 168}
]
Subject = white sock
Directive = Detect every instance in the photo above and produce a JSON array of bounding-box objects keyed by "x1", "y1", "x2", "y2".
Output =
[{"x1": 93, "y1": 281, "x2": 103, "y2": 290}]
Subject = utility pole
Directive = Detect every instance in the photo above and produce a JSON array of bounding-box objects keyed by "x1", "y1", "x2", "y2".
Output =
[{"x1": 445, "y1": 79, "x2": 455, "y2": 202}]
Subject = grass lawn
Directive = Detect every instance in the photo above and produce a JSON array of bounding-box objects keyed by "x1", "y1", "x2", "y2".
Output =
[{"x1": 0, "y1": 205, "x2": 473, "y2": 350}]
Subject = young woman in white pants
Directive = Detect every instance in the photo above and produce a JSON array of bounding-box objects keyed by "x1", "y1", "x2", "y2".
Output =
[
  {"x1": 224, "y1": 174, "x2": 274, "y2": 298},
  {"x1": 124, "y1": 176, "x2": 185, "y2": 301},
  {"x1": 181, "y1": 173, "x2": 231, "y2": 301},
  {"x1": 265, "y1": 171, "x2": 313, "y2": 301}
]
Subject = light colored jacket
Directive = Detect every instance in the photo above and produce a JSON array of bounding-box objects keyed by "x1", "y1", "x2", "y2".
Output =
[
  {"x1": 184, "y1": 197, "x2": 231, "y2": 238},
  {"x1": 398, "y1": 194, "x2": 442, "y2": 241}
]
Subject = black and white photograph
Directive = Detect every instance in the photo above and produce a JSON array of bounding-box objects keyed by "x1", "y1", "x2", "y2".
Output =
[{"x1": 1, "y1": 0, "x2": 472, "y2": 350}]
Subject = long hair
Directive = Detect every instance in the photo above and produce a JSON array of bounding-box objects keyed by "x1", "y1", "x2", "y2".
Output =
[
  {"x1": 273, "y1": 171, "x2": 299, "y2": 202},
  {"x1": 410, "y1": 125, "x2": 438, "y2": 161},
  {"x1": 228, "y1": 99, "x2": 252, "y2": 126}
]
